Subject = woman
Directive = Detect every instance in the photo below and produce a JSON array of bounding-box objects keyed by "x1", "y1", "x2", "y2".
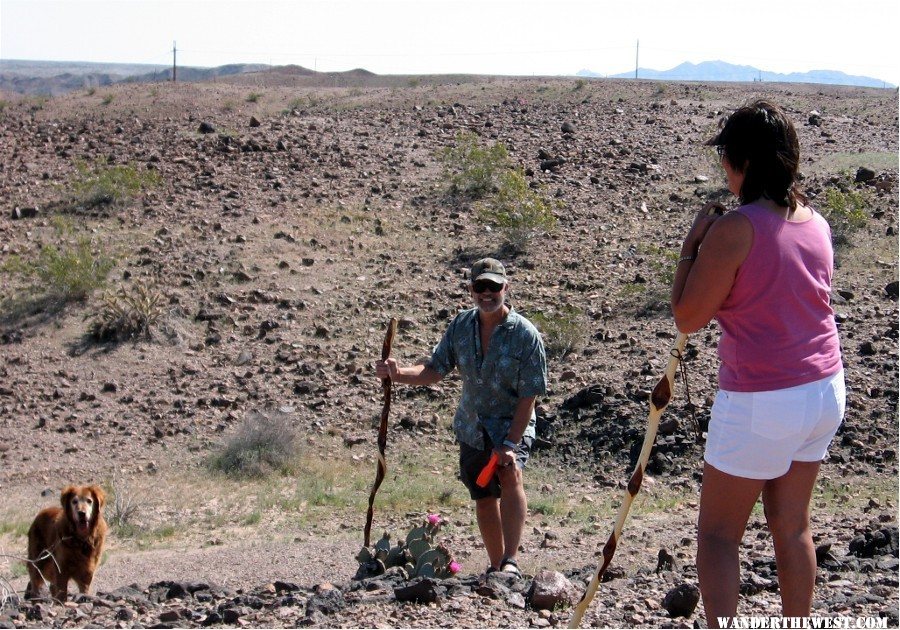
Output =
[{"x1": 671, "y1": 100, "x2": 845, "y2": 626}]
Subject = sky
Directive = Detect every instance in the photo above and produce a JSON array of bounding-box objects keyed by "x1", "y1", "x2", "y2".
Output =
[{"x1": 1, "y1": 0, "x2": 899, "y2": 86}]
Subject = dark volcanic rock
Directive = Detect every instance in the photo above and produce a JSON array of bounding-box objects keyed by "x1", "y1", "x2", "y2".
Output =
[
  {"x1": 394, "y1": 577, "x2": 445, "y2": 604},
  {"x1": 662, "y1": 582, "x2": 700, "y2": 618}
]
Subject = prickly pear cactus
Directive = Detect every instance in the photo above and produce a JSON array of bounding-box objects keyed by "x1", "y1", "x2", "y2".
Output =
[{"x1": 355, "y1": 514, "x2": 461, "y2": 581}]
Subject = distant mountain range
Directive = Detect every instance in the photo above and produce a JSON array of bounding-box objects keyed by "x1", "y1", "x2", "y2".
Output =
[
  {"x1": 0, "y1": 60, "x2": 269, "y2": 96},
  {"x1": 577, "y1": 60, "x2": 894, "y2": 88},
  {"x1": 2, "y1": 58, "x2": 895, "y2": 96}
]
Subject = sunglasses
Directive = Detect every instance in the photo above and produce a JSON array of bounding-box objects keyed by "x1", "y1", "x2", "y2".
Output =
[{"x1": 472, "y1": 280, "x2": 505, "y2": 293}]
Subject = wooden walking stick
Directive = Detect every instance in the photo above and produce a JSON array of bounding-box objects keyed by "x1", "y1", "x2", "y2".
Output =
[
  {"x1": 363, "y1": 317, "x2": 398, "y2": 548},
  {"x1": 568, "y1": 334, "x2": 688, "y2": 627},
  {"x1": 569, "y1": 204, "x2": 721, "y2": 628}
]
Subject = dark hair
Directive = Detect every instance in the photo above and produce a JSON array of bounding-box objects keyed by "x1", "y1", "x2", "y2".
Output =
[{"x1": 708, "y1": 100, "x2": 807, "y2": 210}]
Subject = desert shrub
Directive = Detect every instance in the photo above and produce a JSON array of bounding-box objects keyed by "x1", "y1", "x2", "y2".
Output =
[
  {"x1": 105, "y1": 476, "x2": 140, "y2": 534},
  {"x1": 476, "y1": 169, "x2": 557, "y2": 251},
  {"x1": 573, "y1": 79, "x2": 587, "y2": 91},
  {"x1": 246, "y1": 92, "x2": 263, "y2": 103},
  {"x1": 441, "y1": 132, "x2": 512, "y2": 200},
  {"x1": 28, "y1": 96, "x2": 47, "y2": 112},
  {"x1": 528, "y1": 305, "x2": 588, "y2": 358},
  {"x1": 209, "y1": 410, "x2": 300, "y2": 478},
  {"x1": 88, "y1": 282, "x2": 164, "y2": 342},
  {"x1": 4, "y1": 235, "x2": 114, "y2": 303},
  {"x1": 821, "y1": 183, "x2": 869, "y2": 246},
  {"x1": 102, "y1": 94, "x2": 114, "y2": 105},
  {"x1": 640, "y1": 244, "x2": 679, "y2": 287},
  {"x1": 63, "y1": 159, "x2": 160, "y2": 214},
  {"x1": 0, "y1": 99, "x2": 10, "y2": 112}
]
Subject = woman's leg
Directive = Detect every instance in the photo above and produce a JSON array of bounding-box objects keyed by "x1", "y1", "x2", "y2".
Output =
[
  {"x1": 761, "y1": 460, "x2": 821, "y2": 617},
  {"x1": 697, "y1": 462, "x2": 766, "y2": 628}
]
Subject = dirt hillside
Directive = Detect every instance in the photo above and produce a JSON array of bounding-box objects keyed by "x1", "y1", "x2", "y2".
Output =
[{"x1": 0, "y1": 75, "x2": 897, "y2": 628}]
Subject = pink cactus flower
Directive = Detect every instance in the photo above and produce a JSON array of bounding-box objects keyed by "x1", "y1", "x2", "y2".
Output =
[
  {"x1": 449, "y1": 561, "x2": 461, "y2": 574},
  {"x1": 426, "y1": 513, "x2": 441, "y2": 526}
]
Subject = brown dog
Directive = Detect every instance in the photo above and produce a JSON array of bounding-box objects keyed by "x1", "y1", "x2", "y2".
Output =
[{"x1": 25, "y1": 485, "x2": 108, "y2": 601}]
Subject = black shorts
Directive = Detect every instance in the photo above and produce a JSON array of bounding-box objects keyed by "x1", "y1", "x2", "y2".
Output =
[{"x1": 459, "y1": 430, "x2": 533, "y2": 501}]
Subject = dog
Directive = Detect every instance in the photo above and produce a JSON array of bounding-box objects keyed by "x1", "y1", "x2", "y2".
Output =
[{"x1": 25, "y1": 484, "x2": 108, "y2": 602}]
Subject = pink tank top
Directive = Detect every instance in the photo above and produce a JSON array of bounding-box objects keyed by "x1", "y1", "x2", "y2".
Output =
[{"x1": 716, "y1": 202, "x2": 842, "y2": 392}]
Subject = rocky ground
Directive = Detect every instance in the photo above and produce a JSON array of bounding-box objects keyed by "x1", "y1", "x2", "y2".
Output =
[{"x1": 0, "y1": 75, "x2": 897, "y2": 628}]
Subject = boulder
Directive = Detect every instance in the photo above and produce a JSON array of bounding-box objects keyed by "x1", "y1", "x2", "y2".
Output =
[
  {"x1": 527, "y1": 570, "x2": 578, "y2": 611},
  {"x1": 662, "y1": 582, "x2": 700, "y2": 618}
]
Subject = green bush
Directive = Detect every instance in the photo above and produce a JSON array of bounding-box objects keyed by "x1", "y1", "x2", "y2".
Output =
[
  {"x1": 246, "y1": 92, "x2": 263, "y2": 103},
  {"x1": 102, "y1": 94, "x2": 114, "y2": 105},
  {"x1": 476, "y1": 169, "x2": 557, "y2": 250},
  {"x1": 821, "y1": 184, "x2": 869, "y2": 246},
  {"x1": 64, "y1": 159, "x2": 160, "y2": 214},
  {"x1": 528, "y1": 306, "x2": 588, "y2": 358},
  {"x1": 209, "y1": 410, "x2": 300, "y2": 478},
  {"x1": 441, "y1": 132, "x2": 512, "y2": 200},
  {"x1": 573, "y1": 79, "x2": 587, "y2": 91},
  {"x1": 4, "y1": 237, "x2": 114, "y2": 303}
]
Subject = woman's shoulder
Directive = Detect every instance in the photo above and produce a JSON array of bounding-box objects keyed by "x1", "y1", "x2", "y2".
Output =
[{"x1": 711, "y1": 209, "x2": 755, "y2": 239}]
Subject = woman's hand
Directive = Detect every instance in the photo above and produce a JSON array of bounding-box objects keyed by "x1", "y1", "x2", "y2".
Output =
[
  {"x1": 672, "y1": 207, "x2": 753, "y2": 334},
  {"x1": 681, "y1": 201, "x2": 728, "y2": 257}
]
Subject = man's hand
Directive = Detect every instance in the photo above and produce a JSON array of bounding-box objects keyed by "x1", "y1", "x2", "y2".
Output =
[
  {"x1": 494, "y1": 445, "x2": 516, "y2": 468},
  {"x1": 375, "y1": 358, "x2": 399, "y2": 381}
]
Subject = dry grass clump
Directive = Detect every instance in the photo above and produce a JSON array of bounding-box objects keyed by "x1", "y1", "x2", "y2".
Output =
[
  {"x1": 209, "y1": 410, "x2": 300, "y2": 478},
  {"x1": 88, "y1": 282, "x2": 164, "y2": 342},
  {"x1": 105, "y1": 475, "x2": 141, "y2": 536}
]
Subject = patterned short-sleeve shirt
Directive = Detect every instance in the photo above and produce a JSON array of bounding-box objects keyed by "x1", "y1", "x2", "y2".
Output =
[{"x1": 427, "y1": 307, "x2": 548, "y2": 450}]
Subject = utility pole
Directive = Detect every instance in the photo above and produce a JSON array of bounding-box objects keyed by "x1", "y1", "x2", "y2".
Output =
[
  {"x1": 172, "y1": 41, "x2": 177, "y2": 82},
  {"x1": 635, "y1": 40, "x2": 639, "y2": 79}
]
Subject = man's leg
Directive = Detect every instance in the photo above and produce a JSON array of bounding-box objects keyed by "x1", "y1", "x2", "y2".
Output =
[
  {"x1": 475, "y1": 496, "x2": 504, "y2": 569},
  {"x1": 497, "y1": 464, "x2": 527, "y2": 562}
]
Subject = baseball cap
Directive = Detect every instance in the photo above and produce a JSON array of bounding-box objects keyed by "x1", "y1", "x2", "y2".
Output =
[{"x1": 470, "y1": 258, "x2": 507, "y2": 284}]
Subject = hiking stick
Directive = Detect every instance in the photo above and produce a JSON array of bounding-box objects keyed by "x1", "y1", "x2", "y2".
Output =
[{"x1": 363, "y1": 317, "x2": 398, "y2": 548}]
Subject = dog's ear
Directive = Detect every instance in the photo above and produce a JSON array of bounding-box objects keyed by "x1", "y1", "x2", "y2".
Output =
[
  {"x1": 89, "y1": 485, "x2": 106, "y2": 510},
  {"x1": 60, "y1": 485, "x2": 77, "y2": 509}
]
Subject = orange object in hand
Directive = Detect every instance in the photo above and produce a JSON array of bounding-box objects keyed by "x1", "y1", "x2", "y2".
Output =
[{"x1": 476, "y1": 453, "x2": 500, "y2": 488}]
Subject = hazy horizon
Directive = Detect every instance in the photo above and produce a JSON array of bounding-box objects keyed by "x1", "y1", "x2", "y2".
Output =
[{"x1": 2, "y1": 1, "x2": 898, "y2": 86}]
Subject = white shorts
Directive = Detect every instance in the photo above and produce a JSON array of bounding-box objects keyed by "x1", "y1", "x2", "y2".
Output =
[{"x1": 704, "y1": 370, "x2": 845, "y2": 480}]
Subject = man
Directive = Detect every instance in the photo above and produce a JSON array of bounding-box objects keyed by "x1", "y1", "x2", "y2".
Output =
[{"x1": 375, "y1": 258, "x2": 548, "y2": 577}]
